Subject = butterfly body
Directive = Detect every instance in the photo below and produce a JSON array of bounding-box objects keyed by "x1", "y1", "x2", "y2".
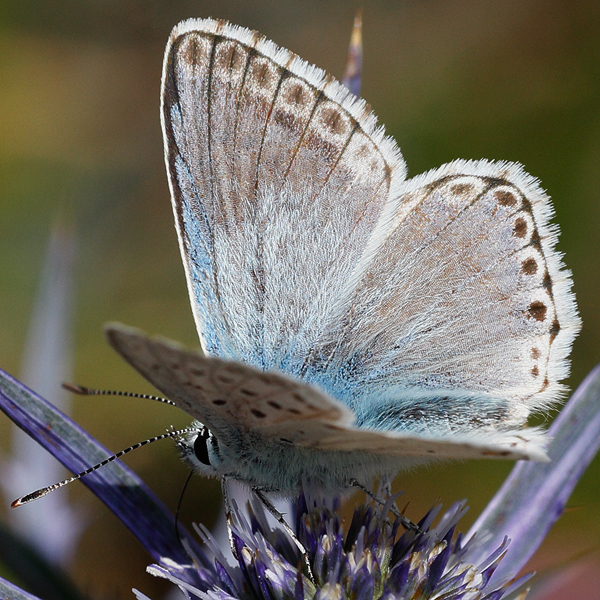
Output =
[{"x1": 107, "y1": 17, "x2": 579, "y2": 493}]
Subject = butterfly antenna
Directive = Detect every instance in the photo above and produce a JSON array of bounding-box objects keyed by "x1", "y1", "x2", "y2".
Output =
[
  {"x1": 11, "y1": 426, "x2": 197, "y2": 508},
  {"x1": 62, "y1": 382, "x2": 176, "y2": 407}
]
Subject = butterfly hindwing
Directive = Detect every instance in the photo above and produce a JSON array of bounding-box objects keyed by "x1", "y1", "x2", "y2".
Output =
[
  {"x1": 106, "y1": 324, "x2": 548, "y2": 461},
  {"x1": 304, "y1": 162, "x2": 580, "y2": 438},
  {"x1": 105, "y1": 324, "x2": 354, "y2": 447}
]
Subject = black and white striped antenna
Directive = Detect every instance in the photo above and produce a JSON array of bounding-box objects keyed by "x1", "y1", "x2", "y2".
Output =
[{"x1": 11, "y1": 382, "x2": 190, "y2": 508}]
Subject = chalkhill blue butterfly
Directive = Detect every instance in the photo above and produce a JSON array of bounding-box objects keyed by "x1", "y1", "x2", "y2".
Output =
[{"x1": 101, "y1": 17, "x2": 579, "y2": 496}]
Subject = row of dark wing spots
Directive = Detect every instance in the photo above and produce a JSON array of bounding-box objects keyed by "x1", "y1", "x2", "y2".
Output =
[
  {"x1": 517, "y1": 211, "x2": 557, "y2": 347},
  {"x1": 421, "y1": 174, "x2": 553, "y2": 393},
  {"x1": 477, "y1": 181, "x2": 554, "y2": 356},
  {"x1": 496, "y1": 181, "x2": 558, "y2": 391}
]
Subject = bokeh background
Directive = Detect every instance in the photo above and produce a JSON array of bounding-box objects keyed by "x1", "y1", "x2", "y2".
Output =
[{"x1": 0, "y1": 0, "x2": 599, "y2": 598}]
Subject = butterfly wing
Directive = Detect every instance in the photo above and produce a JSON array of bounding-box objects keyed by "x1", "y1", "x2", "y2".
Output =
[
  {"x1": 160, "y1": 19, "x2": 579, "y2": 451},
  {"x1": 161, "y1": 18, "x2": 405, "y2": 371},
  {"x1": 306, "y1": 161, "x2": 580, "y2": 439},
  {"x1": 106, "y1": 324, "x2": 547, "y2": 461},
  {"x1": 105, "y1": 324, "x2": 353, "y2": 447}
]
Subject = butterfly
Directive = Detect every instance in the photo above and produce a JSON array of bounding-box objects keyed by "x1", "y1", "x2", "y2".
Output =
[{"x1": 106, "y1": 17, "x2": 580, "y2": 495}]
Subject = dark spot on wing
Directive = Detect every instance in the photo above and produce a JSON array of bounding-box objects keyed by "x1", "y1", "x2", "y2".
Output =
[
  {"x1": 240, "y1": 388, "x2": 258, "y2": 397},
  {"x1": 267, "y1": 400, "x2": 282, "y2": 409},
  {"x1": 514, "y1": 217, "x2": 528, "y2": 238},
  {"x1": 451, "y1": 183, "x2": 474, "y2": 196},
  {"x1": 550, "y1": 318, "x2": 560, "y2": 342},
  {"x1": 495, "y1": 190, "x2": 518, "y2": 206},
  {"x1": 213, "y1": 399, "x2": 226, "y2": 406},
  {"x1": 251, "y1": 409, "x2": 266, "y2": 419},
  {"x1": 528, "y1": 301, "x2": 547, "y2": 322},
  {"x1": 287, "y1": 83, "x2": 305, "y2": 104},
  {"x1": 521, "y1": 257, "x2": 538, "y2": 275},
  {"x1": 323, "y1": 108, "x2": 345, "y2": 135}
]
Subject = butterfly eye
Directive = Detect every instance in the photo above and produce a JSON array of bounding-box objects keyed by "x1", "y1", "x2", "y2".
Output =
[{"x1": 193, "y1": 427, "x2": 212, "y2": 466}]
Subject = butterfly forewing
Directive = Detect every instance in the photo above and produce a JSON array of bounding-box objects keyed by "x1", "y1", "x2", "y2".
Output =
[{"x1": 162, "y1": 19, "x2": 406, "y2": 374}]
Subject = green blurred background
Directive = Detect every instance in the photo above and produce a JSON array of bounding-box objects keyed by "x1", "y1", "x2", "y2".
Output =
[{"x1": 0, "y1": 0, "x2": 599, "y2": 598}]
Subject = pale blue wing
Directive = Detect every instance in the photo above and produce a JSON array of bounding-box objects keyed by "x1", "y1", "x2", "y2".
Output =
[
  {"x1": 161, "y1": 18, "x2": 405, "y2": 370},
  {"x1": 303, "y1": 161, "x2": 580, "y2": 438},
  {"x1": 161, "y1": 19, "x2": 579, "y2": 443},
  {"x1": 105, "y1": 325, "x2": 549, "y2": 476}
]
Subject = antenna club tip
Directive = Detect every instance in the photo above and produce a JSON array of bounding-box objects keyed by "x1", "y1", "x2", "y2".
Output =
[
  {"x1": 62, "y1": 382, "x2": 89, "y2": 394},
  {"x1": 11, "y1": 488, "x2": 49, "y2": 507}
]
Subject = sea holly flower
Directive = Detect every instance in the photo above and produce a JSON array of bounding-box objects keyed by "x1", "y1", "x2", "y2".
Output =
[{"x1": 0, "y1": 363, "x2": 599, "y2": 600}]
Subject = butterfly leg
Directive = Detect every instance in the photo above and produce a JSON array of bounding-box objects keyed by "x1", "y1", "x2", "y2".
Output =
[
  {"x1": 349, "y1": 479, "x2": 423, "y2": 534},
  {"x1": 221, "y1": 476, "x2": 239, "y2": 559},
  {"x1": 253, "y1": 488, "x2": 316, "y2": 584}
]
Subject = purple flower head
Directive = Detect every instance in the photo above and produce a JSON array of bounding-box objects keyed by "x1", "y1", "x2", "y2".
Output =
[{"x1": 1, "y1": 364, "x2": 600, "y2": 599}]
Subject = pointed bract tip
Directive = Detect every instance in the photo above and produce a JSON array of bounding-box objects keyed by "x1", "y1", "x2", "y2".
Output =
[
  {"x1": 342, "y1": 9, "x2": 364, "y2": 97},
  {"x1": 351, "y1": 9, "x2": 363, "y2": 47}
]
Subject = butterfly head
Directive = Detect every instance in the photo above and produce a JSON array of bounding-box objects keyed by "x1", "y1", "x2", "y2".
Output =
[{"x1": 177, "y1": 421, "x2": 223, "y2": 476}]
